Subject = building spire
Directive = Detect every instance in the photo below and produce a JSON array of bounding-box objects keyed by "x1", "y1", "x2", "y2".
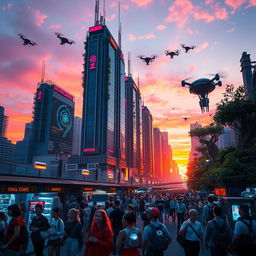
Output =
[
  {"x1": 128, "y1": 52, "x2": 131, "y2": 76},
  {"x1": 41, "y1": 60, "x2": 45, "y2": 83},
  {"x1": 118, "y1": 1, "x2": 122, "y2": 49},
  {"x1": 94, "y1": 0, "x2": 100, "y2": 25}
]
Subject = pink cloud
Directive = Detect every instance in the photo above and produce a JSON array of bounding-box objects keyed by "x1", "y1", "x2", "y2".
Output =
[
  {"x1": 106, "y1": 14, "x2": 116, "y2": 22},
  {"x1": 157, "y1": 24, "x2": 167, "y2": 30},
  {"x1": 188, "y1": 65, "x2": 197, "y2": 72},
  {"x1": 227, "y1": 28, "x2": 235, "y2": 32},
  {"x1": 109, "y1": 1, "x2": 117, "y2": 8},
  {"x1": 128, "y1": 32, "x2": 155, "y2": 41},
  {"x1": 194, "y1": 42, "x2": 209, "y2": 52},
  {"x1": 32, "y1": 9, "x2": 48, "y2": 26},
  {"x1": 205, "y1": 0, "x2": 214, "y2": 4},
  {"x1": 215, "y1": 7, "x2": 228, "y2": 19},
  {"x1": 130, "y1": 0, "x2": 154, "y2": 7},
  {"x1": 193, "y1": 10, "x2": 215, "y2": 22},
  {"x1": 123, "y1": 4, "x2": 130, "y2": 10},
  {"x1": 7, "y1": 3, "x2": 13, "y2": 9},
  {"x1": 128, "y1": 33, "x2": 137, "y2": 41},
  {"x1": 225, "y1": 0, "x2": 246, "y2": 9},
  {"x1": 49, "y1": 24, "x2": 62, "y2": 29}
]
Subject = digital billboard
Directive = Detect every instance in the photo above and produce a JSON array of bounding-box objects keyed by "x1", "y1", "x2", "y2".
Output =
[{"x1": 48, "y1": 97, "x2": 74, "y2": 154}]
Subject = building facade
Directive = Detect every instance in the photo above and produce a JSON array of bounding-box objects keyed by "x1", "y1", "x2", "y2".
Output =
[
  {"x1": 72, "y1": 117, "x2": 82, "y2": 155},
  {"x1": 80, "y1": 24, "x2": 127, "y2": 183},
  {"x1": 0, "y1": 106, "x2": 8, "y2": 138},
  {"x1": 189, "y1": 122, "x2": 202, "y2": 160},
  {"x1": 153, "y1": 127, "x2": 163, "y2": 181},
  {"x1": 161, "y1": 131, "x2": 171, "y2": 179}
]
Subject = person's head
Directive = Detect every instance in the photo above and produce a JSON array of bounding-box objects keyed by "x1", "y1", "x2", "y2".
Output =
[
  {"x1": 239, "y1": 205, "x2": 250, "y2": 216},
  {"x1": 122, "y1": 211, "x2": 136, "y2": 228},
  {"x1": 213, "y1": 205, "x2": 222, "y2": 217},
  {"x1": 7, "y1": 204, "x2": 21, "y2": 217},
  {"x1": 68, "y1": 208, "x2": 80, "y2": 222},
  {"x1": 52, "y1": 207, "x2": 60, "y2": 219},
  {"x1": 147, "y1": 207, "x2": 160, "y2": 221},
  {"x1": 114, "y1": 199, "x2": 120, "y2": 208},
  {"x1": 93, "y1": 201, "x2": 97, "y2": 207},
  {"x1": 105, "y1": 201, "x2": 110, "y2": 209},
  {"x1": 35, "y1": 204, "x2": 43, "y2": 216},
  {"x1": 127, "y1": 204, "x2": 135, "y2": 213},
  {"x1": 189, "y1": 209, "x2": 199, "y2": 222},
  {"x1": 109, "y1": 202, "x2": 114, "y2": 208},
  {"x1": 207, "y1": 195, "x2": 214, "y2": 203},
  {"x1": 145, "y1": 203, "x2": 150, "y2": 210},
  {"x1": 0, "y1": 212, "x2": 6, "y2": 222},
  {"x1": 92, "y1": 209, "x2": 113, "y2": 234}
]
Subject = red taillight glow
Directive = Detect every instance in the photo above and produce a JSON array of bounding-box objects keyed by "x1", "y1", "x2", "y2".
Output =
[{"x1": 89, "y1": 25, "x2": 103, "y2": 33}]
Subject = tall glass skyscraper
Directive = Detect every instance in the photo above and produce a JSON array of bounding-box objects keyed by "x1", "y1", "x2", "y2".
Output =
[
  {"x1": 81, "y1": 24, "x2": 127, "y2": 182},
  {"x1": 0, "y1": 106, "x2": 8, "y2": 138}
]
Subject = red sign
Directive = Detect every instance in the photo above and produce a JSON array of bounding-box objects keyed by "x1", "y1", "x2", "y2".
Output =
[
  {"x1": 37, "y1": 91, "x2": 42, "y2": 100},
  {"x1": 89, "y1": 25, "x2": 103, "y2": 33},
  {"x1": 89, "y1": 55, "x2": 97, "y2": 70},
  {"x1": 214, "y1": 188, "x2": 227, "y2": 197},
  {"x1": 53, "y1": 85, "x2": 74, "y2": 101},
  {"x1": 29, "y1": 201, "x2": 45, "y2": 212},
  {"x1": 83, "y1": 148, "x2": 96, "y2": 152},
  {"x1": 82, "y1": 187, "x2": 94, "y2": 192}
]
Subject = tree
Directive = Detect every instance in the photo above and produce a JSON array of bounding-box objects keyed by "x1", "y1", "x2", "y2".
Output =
[
  {"x1": 189, "y1": 124, "x2": 223, "y2": 162},
  {"x1": 214, "y1": 84, "x2": 256, "y2": 148}
]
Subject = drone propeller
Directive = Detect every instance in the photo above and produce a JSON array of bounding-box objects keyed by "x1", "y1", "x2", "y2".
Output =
[
  {"x1": 207, "y1": 72, "x2": 227, "y2": 79},
  {"x1": 18, "y1": 33, "x2": 25, "y2": 37},
  {"x1": 184, "y1": 76, "x2": 193, "y2": 81},
  {"x1": 55, "y1": 32, "x2": 63, "y2": 36}
]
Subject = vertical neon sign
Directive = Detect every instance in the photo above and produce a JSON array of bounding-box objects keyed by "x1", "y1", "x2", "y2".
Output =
[
  {"x1": 89, "y1": 55, "x2": 97, "y2": 70},
  {"x1": 37, "y1": 91, "x2": 42, "y2": 100}
]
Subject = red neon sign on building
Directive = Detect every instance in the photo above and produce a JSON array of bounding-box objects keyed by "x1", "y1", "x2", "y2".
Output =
[
  {"x1": 89, "y1": 55, "x2": 97, "y2": 70},
  {"x1": 37, "y1": 91, "x2": 42, "y2": 100}
]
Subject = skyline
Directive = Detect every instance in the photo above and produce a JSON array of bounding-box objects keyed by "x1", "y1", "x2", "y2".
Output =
[{"x1": 1, "y1": 0, "x2": 256, "y2": 177}]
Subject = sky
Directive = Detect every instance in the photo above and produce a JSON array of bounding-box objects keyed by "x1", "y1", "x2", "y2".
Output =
[{"x1": 1, "y1": 0, "x2": 256, "y2": 177}]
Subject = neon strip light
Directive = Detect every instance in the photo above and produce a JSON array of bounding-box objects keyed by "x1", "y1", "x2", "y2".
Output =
[
  {"x1": 142, "y1": 106, "x2": 145, "y2": 110},
  {"x1": 53, "y1": 85, "x2": 74, "y2": 101},
  {"x1": 108, "y1": 149, "x2": 114, "y2": 153},
  {"x1": 125, "y1": 77, "x2": 129, "y2": 81},
  {"x1": 110, "y1": 37, "x2": 118, "y2": 50},
  {"x1": 89, "y1": 25, "x2": 103, "y2": 32},
  {"x1": 83, "y1": 148, "x2": 96, "y2": 152}
]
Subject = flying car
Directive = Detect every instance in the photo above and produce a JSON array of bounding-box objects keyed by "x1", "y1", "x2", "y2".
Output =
[
  {"x1": 138, "y1": 55, "x2": 157, "y2": 65},
  {"x1": 182, "y1": 117, "x2": 190, "y2": 121},
  {"x1": 55, "y1": 32, "x2": 75, "y2": 45},
  {"x1": 165, "y1": 50, "x2": 180, "y2": 59},
  {"x1": 18, "y1": 34, "x2": 37, "y2": 46},
  {"x1": 181, "y1": 44, "x2": 195, "y2": 53},
  {"x1": 181, "y1": 74, "x2": 222, "y2": 113}
]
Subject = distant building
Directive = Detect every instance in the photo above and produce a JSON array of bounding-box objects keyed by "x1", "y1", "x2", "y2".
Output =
[
  {"x1": 161, "y1": 131, "x2": 171, "y2": 179},
  {"x1": 29, "y1": 81, "x2": 74, "y2": 161},
  {"x1": 153, "y1": 128, "x2": 163, "y2": 180},
  {"x1": 189, "y1": 122, "x2": 202, "y2": 160},
  {"x1": 0, "y1": 137, "x2": 16, "y2": 163},
  {"x1": 217, "y1": 127, "x2": 234, "y2": 149},
  {"x1": 72, "y1": 117, "x2": 82, "y2": 155},
  {"x1": 142, "y1": 106, "x2": 154, "y2": 182},
  {"x1": 0, "y1": 106, "x2": 8, "y2": 138},
  {"x1": 170, "y1": 159, "x2": 181, "y2": 182}
]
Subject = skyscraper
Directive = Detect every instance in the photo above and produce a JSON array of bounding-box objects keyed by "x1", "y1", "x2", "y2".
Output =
[
  {"x1": 153, "y1": 127, "x2": 163, "y2": 181},
  {"x1": 72, "y1": 117, "x2": 82, "y2": 155},
  {"x1": 125, "y1": 76, "x2": 143, "y2": 183},
  {"x1": 29, "y1": 81, "x2": 74, "y2": 160},
  {"x1": 80, "y1": 20, "x2": 126, "y2": 182},
  {"x1": 161, "y1": 131, "x2": 171, "y2": 179},
  {"x1": 189, "y1": 122, "x2": 202, "y2": 160},
  {"x1": 0, "y1": 106, "x2": 8, "y2": 138},
  {"x1": 142, "y1": 106, "x2": 154, "y2": 182}
]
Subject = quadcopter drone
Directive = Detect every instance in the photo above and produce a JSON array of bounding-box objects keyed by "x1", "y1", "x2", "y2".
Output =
[
  {"x1": 55, "y1": 32, "x2": 75, "y2": 45},
  {"x1": 138, "y1": 55, "x2": 157, "y2": 65},
  {"x1": 165, "y1": 50, "x2": 180, "y2": 59},
  {"x1": 181, "y1": 44, "x2": 196, "y2": 53},
  {"x1": 18, "y1": 34, "x2": 37, "y2": 46},
  {"x1": 181, "y1": 74, "x2": 222, "y2": 113},
  {"x1": 182, "y1": 117, "x2": 190, "y2": 121}
]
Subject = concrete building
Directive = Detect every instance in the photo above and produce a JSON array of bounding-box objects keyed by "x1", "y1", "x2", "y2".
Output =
[
  {"x1": 0, "y1": 106, "x2": 8, "y2": 138},
  {"x1": 72, "y1": 117, "x2": 82, "y2": 155},
  {"x1": 0, "y1": 137, "x2": 16, "y2": 163},
  {"x1": 217, "y1": 127, "x2": 234, "y2": 149},
  {"x1": 142, "y1": 106, "x2": 154, "y2": 182},
  {"x1": 153, "y1": 128, "x2": 163, "y2": 181},
  {"x1": 161, "y1": 131, "x2": 171, "y2": 179}
]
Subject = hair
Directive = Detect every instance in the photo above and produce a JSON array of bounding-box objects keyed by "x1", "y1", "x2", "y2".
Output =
[
  {"x1": 213, "y1": 206, "x2": 222, "y2": 216},
  {"x1": 123, "y1": 211, "x2": 136, "y2": 225},
  {"x1": 114, "y1": 200, "x2": 120, "y2": 206},
  {"x1": 109, "y1": 202, "x2": 114, "y2": 208},
  {"x1": 7, "y1": 204, "x2": 22, "y2": 217},
  {"x1": 52, "y1": 207, "x2": 60, "y2": 216},
  {"x1": 91, "y1": 209, "x2": 113, "y2": 235},
  {"x1": 207, "y1": 196, "x2": 214, "y2": 203},
  {"x1": 240, "y1": 204, "x2": 250, "y2": 215},
  {"x1": 35, "y1": 204, "x2": 43, "y2": 210},
  {"x1": 189, "y1": 209, "x2": 198, "y2": 217},
  {"x1": 68, "y1": 208, "x2": 80, "y2": 222}
]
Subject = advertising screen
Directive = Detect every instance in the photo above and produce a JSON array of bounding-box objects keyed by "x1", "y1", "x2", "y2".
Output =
[
  {"x1": 48, "y1": 97, "x2": 74, "y2": 154},
  {"x1": 232, "y1": 203, "x2": 252, "y2": 221}
]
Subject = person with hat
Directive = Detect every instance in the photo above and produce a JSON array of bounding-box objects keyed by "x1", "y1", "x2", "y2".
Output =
[{"x1": 142, "y1": 207, "x2": 171, "y2": 256}]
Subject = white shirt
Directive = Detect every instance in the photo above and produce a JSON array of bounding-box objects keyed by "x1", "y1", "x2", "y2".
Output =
[{"x1": 180, "y1": 220, "x2": 203, "y2": 241}]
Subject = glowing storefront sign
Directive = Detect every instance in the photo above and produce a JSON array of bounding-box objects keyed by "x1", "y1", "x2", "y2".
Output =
[
  {"x1": 0, "y1": 186, "x2": 37, "y2": 194},
  {"x1": 89, "y1": 25, "x2": 103, "y2": 33},
  {"x1": 34, "y1": 161, "x2": 47, "y2": 170},
  {"x1": 37, "y1": 91, "x2": 42, "y2": 100},
  {"x1": 53, "y1": 85, "x2": 74, "y2": 101},
  {"x1": 89, "y1": 55, "x2": 97, "y2": 70},
  {"x1": 46, "y1": 186, "x2": 64, "y2": 192},
  {"x1": 214, "y1": 188, "x2": 227, "y2": 197},
  {"x1": 83, "y1": 148, "x2": 96, "y2": 152},
  {"x1": 82, "y1": 169, "x2": 90, "y2": 175}
]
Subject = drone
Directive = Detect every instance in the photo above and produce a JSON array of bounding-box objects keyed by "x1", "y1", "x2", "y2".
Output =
[
  {"x1": 181, "y1": 44, "x2": 196, "y2": 53},
  {"x1": 55, "y1": 32, "x2": 75, "y2": 45},
  {"x1": 182, "y1": 117, "x2": 190, "y2": 121},
  {"x1": 18, "y1": 34, "x2": 37, "y2": 46},
  {"x1": 165, "y1": 50, "x2": 180, "y2": 59},
  {"x1": 138, "y1": 55, "x2": 157, "y2": 65},
  {"x1": 181, "y1": 74, "x2": 222, "y2": 113}
]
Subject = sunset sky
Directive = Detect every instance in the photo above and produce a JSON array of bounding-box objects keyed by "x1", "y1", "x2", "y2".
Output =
[{"x1": 1, "y1": 0, "x2": 256, "y2": 177}]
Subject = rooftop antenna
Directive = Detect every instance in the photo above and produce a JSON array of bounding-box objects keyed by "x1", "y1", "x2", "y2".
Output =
[
  {"x1": 94, "y1": 0, "x2": 99, "y2": 25},
  {"x1": 103, "y1": 0, "x2": 106, "y2": 25},
  {"x1": 41, "y1": 61, "x2": 45, "y2": 83},
  {"x1": 128, "y1": 52, "x2": 131, "y2": 76},
  {"x1": 137, "y1": 74, "x2": 140, "y2": 89},
  {"x1": 118, "y1": 1, "x2": 122, "y2": 49}
]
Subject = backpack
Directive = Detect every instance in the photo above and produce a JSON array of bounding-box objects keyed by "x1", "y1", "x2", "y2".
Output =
[
  {"x1": 237, "y1": 220, "x2": 256, "y2": 249},
  {"x1": 126, "y1": 227, "x2": 140, "y2": 248},
  {"x1": 212, "y1": 220, "x2": 229, "y2": 248},
  {"x1": 20, "y1": 224, "x2": 29, "y2": 251},
  {"x1": 148, "y1": 223, "x2": 170, "y2": 251},
  {"x1": 206, "y1": 205, "x2": 214, "y2": 221}
]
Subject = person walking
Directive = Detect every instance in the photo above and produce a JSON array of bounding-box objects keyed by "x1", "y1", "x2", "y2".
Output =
[
  {"x1": 0, "y1": 212, "x2": 7, "y2": 246},
  {"x1": 0, "y1": 204, "x2": 25, "y2": 256},
  {"x1": 65, "y1": 208, "x2": 83, "y2": 256},
  {"x1": 117, "y1": 211, "x2": 142, "y2": 256},
  {"x1": 47, "y1": 208, "x2": 65, "y2": 256},
  {"x1": 29, "y1": 204, "x2": 50, "y2": 256},
  {"x1": 179, "y1": 209, "x2": 203, "y2": 256},
  {"x1": 232, "y1": 205, "x2": 256, "y2": 256},
  {"x1": 141, "y1": 203, "x2": 151, "y2": 230},
  {"x1": 204, "y1": 206, "x2": 232, "y2": 256},
  {"x1": 176, "y1": 198, "x2": 187, "y2": 230},
  {"x1": 201, "y1": 195, "x2": 216, "y2": 226},
  {"x1": 169, "y1": 197, "x2": 177, "y2": 223},
  {"x1": 142, "y1": 207, "x2": 171, "y2": 256},
  {"x1": 84, "y1": 209, "x2": 113, "y2": 256},
  {"x1": 110, "y1": 200, "x2": 124, "y2": 255}
]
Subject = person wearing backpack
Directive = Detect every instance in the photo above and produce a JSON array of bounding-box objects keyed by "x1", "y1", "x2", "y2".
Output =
[
  {"x1": 179, "y1": 209, "x2": 203, "y2": 256},
  {"x1": 117, "y1": 211, "x2": 142, "y2": 256},
  {"x1": 0, "y1": 204, "x2": 25, "y2": 256},
  {"x1": 201, "y1": 195, "x2": 215, "y2": 226},
  {"x1": 176, "y1": 198, "x2": 187, "y2": 230},
  {"x1": 232, "y1": 204, "x2": 256, "y2": 256},
  {"x1": 47, "y1": 207, "x2": 65, "y2": 256},
  {"x1": 204, "y1": 206, "x2": 232, "y2": 256},
  {"x1": 142, "y1": 207, "x2": 171, "y2": 256}
]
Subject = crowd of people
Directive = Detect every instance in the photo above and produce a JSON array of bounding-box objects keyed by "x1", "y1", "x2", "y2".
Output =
[{"x1": 0, "y1": 191, "x2": 255, "y2": 256}]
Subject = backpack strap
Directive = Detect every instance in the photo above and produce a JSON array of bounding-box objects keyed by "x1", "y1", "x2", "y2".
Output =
[
  {"x1": 212, "y1": 220, "x2": 226, "y2": 231},
  {"x1": 239, "y1": 220, "x2": 256, "y2": 235},
  {"x1": 188, "y1": 223, "x2": 201, "y2": 241}
]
